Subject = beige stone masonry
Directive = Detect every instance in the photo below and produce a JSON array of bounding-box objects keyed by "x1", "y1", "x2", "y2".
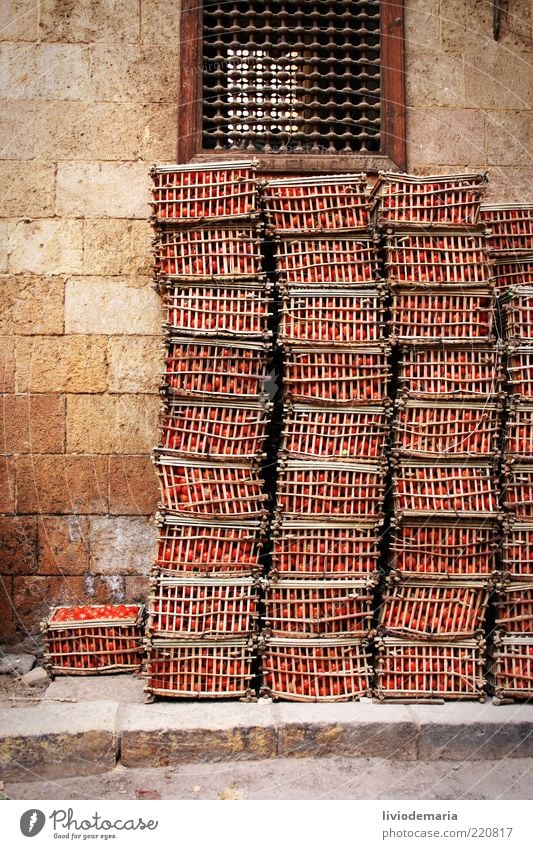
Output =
[
  {"x1": 88, "y1": 516, "x2": 155, "y2": 575},
  {"x1": 15, "y1": 335, "x2": 108, "y2": 393},
  {"x1": 65, "y1": 276, "x2": 160, "y2": 335},
  {"x1": 56, "y1": 161, "x2": 150, "y2": 218},
  {"x1": 8, "y1": 219, "x2": 83, "y2": 275},
  {"x1": 66, "y1": 394, "x2": 159, "y2": 454}
]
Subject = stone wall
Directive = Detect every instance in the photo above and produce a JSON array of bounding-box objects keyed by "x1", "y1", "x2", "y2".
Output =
[{"x1": 1, "y1": 0, "x2": 531, "y2": 643}]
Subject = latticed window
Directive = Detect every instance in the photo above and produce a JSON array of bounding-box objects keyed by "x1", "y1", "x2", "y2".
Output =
[{"x1": 178, "y1": 1, "x2": 405, "y2": 171}]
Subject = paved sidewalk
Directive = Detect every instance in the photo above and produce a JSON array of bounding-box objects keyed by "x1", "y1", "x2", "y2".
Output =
[{"x1": 1, "y1": 676, "x2": 532, "y2": 782}]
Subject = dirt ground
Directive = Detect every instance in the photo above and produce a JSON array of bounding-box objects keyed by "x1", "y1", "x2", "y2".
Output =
[
  {"x1": 0, "y1": 673, "x2": 49, "y2": 708},
  {"x1": 4, "y1": 756, "x2": 533, "y2": 801}
]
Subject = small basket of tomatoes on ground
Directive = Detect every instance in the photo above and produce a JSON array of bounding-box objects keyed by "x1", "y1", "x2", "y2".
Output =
[{"x1": 42, "y1": 603, "x2": 145, "y2": 677}]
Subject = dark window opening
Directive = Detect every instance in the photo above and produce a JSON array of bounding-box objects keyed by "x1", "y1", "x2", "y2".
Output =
[{"x1": 178, "y1": 1, "x2": 406, "y2": 172}]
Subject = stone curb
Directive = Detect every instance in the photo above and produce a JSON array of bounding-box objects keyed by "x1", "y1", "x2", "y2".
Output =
[{"x1": 1, "y1": 689, "x2": 533, "y2": 780}]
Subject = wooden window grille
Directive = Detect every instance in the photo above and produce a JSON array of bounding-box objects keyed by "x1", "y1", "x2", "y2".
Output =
[{"x1": 178, "y1": 1, "x2": 406, "y2": 172}]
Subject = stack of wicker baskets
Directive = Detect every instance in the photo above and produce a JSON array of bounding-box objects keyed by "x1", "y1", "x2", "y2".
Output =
[
  {"x1": 258, "y1": 175, "x2": 386, "y2": 701},
  {"x1": 482, "y1": 202, "x2": 533, "y2": 702},
  {"x1": 145, "y1": 161, "x2": 272, "y2": 700},
  {"x1": 372, "y1": 172, "x2": 501, "y2": 701}
]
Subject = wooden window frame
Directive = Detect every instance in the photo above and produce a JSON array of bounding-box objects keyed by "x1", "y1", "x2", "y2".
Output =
[{"x1": 177, "y1": 0, "x2": 406, "y2": 173}]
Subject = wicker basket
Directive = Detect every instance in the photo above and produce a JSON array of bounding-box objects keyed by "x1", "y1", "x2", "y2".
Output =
[
  {"x1": 163, "y1": 337, "x2": 270, "y2": 400},
  {"x1": 146, "y1": 576, "x2": 258, "y2": 639},
  {"x1": 392, "y1": 458, "x2": 500, "y2": 519},
  {"x1": 283, "y1": 345, "x2": 391, "y2": 405},
  {"x1": 262, "y1": 174, "x2": 370, "y2": 233},
  {"x1": 153, "y1": 454, "x2": 268, "y2": 519},
  {"x1": 384, "y1": 231, "x2": 490, "y2": 286},
  {"x1": 501, "y1": 520, "x2": 533, "y2": 581},
  {"x1": 263, "y1": 577, "x2": 377, "y2": 637},
  {"x1": 488, "y1": 632, "x2": 533, "y2": 700},
  {"x1": 378, "y1": 578, "x2": 490, "y2": 639},
  {"x1": 151, "y1": 161, "x2": 257, "y2": 224},
  {"x1": 161, "y1": 280, "x2": 272, "y2": 339},
  {"x1": 374, "y1": 637, "x2": 486, "y2": 701},
  {"x1": 507, "y1": 345, "x2": 533, "y2": 400},
  {"x1": 503, "y1": 287, "x2": 533, "y2": 343},
  {"x1": 392, "y1": 398, "x2": 502, "y2": 459},
  {"x1": 154, "y1": 225, "x2": 264, "y2": 280},
  {"x1": 276, "y1": 459, "x2": 386, "y2": 521},
  {"x1": 281, "y1": 404, "x2": 390, "y2": 462},
  {"x1": 144, "y1": 637, "x2": 255, "y2": 700},
  {"x1": 397, "y1": 344, "x2": 504, "y2": 400},
  {"x1": 272, "y1": 519, "x2": 382, "y2": 580},
  {"x1": 389, "y1": 287, "x2": 496, "y2": 344},
  {"x1": 504, "y1": 400, "x2": 533, "y2": 459},
  {"x1": 494, "y1": 582, "x2": 533, "y2": 634},
  {"x1": 389, "y1": 518, "x2": 500, "y2": 580},
  {"x1": 503, "y1": 461, "x2": 533, "y2": 519},
  {"x1": 155, "y1": 515, "x2": 265, "y2": 577},
  {"x1": 159, "y1": 398, "x2": 271, "y2": 461},
  {"x1": 480, "y1": 203, "x2": 533, "y2": 256},
  {"x1": 373, "y1": 171, "x2": 487, "y2": 228},
  {"x1": 492, "y1": 257, "x2": 533, "y2": 296},
  {"x1": 42, "y1": 604, "x2": 144, "y2": 676},
  {"x1": 274, "y1": 235, "x2": 379, "y2": 286},
  {"x1": 279, "y1": 286, "x2": 386, "y2": 346},
  {"x1": 260, "y1": 636, "x2": 373, "y2": 702}
]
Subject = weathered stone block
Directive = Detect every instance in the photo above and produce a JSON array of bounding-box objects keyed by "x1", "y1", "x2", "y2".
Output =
[
  {"x1": 38, "y1": 516, "x2": 90, "y2": 575},
  {"x1": 12, "y1": 574, "x2": 87, "y2": 630},
  {"x1": 0, "y1": 275, "x2": 64, "y2": 335},
  {"x1": 139, "y1": 103, "x2": 179, "y2": 160},
  {"x1": 0, "y1": 577, "x2": 14, "y2": 639},
  {"x1": 465, "y1": 50, "x2": 531, "y2": 110},
  {"x1": 0, "y1": 102, "x2": 35, "y2": 158},
  {"x1": 0, "y1": 516, "x2": 38, "y2": 575},
  {"x1": 0, "y1": 0, "x2": 39, "y2": 41},
  {"x1": 0, "y1": 222, "x2": 8, "y2": 273},
  {"x1": 406, "y1": 53, "x2": 464, "y2": 108},
  {"x1": 406, "y1": 108, "x2": 485, "y2": 168},
  {"x1": 8, "y1": 219, "x2": 83, "y2": 275},
  {"x1": 0, "y1": 336, "x2": 16, "y2": 392},
  {"x1": 82, "y1": 219, "x2": 152, "y2": 276},
  {"x1": 88, "y1": 516, "x2": 155, "y2": 575},
  {"x1": 109, "y1": 455, "x2": 159, "y2": 515},
  {"x1": 486, "y1": 111, "x2": 533, "y2": 166},
  {"x1": 124, "y1": 574, "x2": 150, "y2": 602},
  {"x1": 0, "y1": 393, "x2": 65, "y2": 453},
  {"x1": 0, "y1": 162, "x2": 55, "y2": 217},
  {"x1": 107, "y1": 336, "x2": 161, "y2": 393},
  {"x1": 66, "y1": 394, "x2": 159, "y2": 454},
  {"x1": 141, "y1": 0, "x2": 181, "y2": 43},
  {"x1": 65, "y1": 276, "x2": 160, "y2": 334},
  {"x1": 415, "y1": 702, "x2": 533, "y2": 760},
  {"x1": 0, "y1": 701, "x2": 119, "y2": 780},
  {"x1": 405, "y1": 0, "x2": 440, "y2": 51},
  {"x1": 89, "y1": 44, "x2": 180, "y2": 103},
  {"x1": 33, "y1": 102, "x2": 140, "y2": 160},
  {"x1": 441, "y1": 0, "x2": 531, "y2": 52},
  {"x1": 15, "y1": 336, "x2": 107, "y2": 393},
  {"x1": 56, "y1": 162, "x2": 150, "y2": 218},
  {"x1": 0, "y1": 456, "x2": 16, "y2": 512},
  {"x1": 276, "y1": 703, "x2": 418, "y2": 760},
  {"x1": 16, "y1": 455, "x2": 108, "y2": 514},
  {"x1": 484, "y1": 167, "x2": 533, "y2": 202},
  {"x1": 38, "y1": 0, "x2": 140, "y2": 43},
  {"x1": 120, "y1": 703, "x2": 278, "y2": 767},
  {"x1": 0, "y1": 43, "x2": 90, "y2": 100}
]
